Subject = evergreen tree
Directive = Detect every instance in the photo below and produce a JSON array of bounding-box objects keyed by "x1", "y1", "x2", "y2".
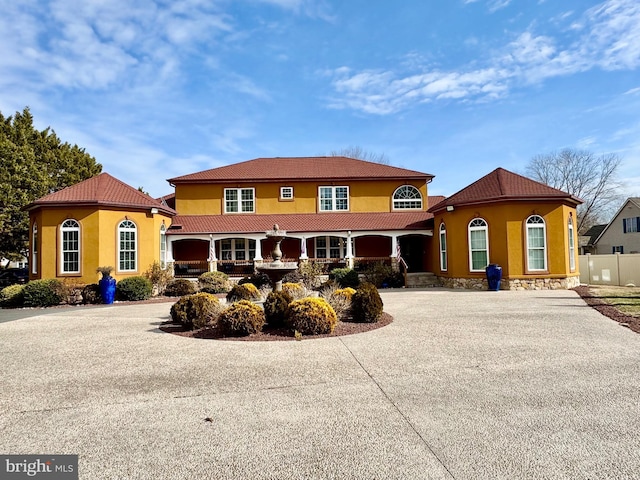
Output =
[{"x1": 0, "y1": 107, "x2": 102, "y2": 261}]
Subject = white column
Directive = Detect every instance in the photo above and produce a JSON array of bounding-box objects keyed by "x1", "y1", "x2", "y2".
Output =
[
  {"x1": 207, "y1": 234, "x2": 217, "y2": 261},
  {"x1": 254, "y1": 237, "x2": 263, "y2": 261},
  {"x1": 166, "y1": 237, "x2": 175, "y2": 262},
  {"x1": 300, "y1": 236, "x2": 308, "y2": 260},
  {"x1": 345, "y1": 231, "x2": 353, "y2": 268},
  {"x1": 390, "y1": 235, "x2": 399, "y2": 258}
]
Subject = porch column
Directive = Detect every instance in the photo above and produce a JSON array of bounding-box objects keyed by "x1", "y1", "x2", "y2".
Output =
[
  {"x1": 345, "y1": 231, "x2": 354, "y2": 269},
  {"x1": 390, "y1": 235, "x2": 400, "y2": 272},
  {"x1": 300, "y1": 236, "x2": 308, "y2": 260},
  {"x1": 254, "y1": 237, "x2": 263, "y2": 261},
  {"x1": 166, "y1": 237, "x2": 175, "y2": 277},
  {"x1": 207, "y1": 234, "x2": 218, "y2": 272}
]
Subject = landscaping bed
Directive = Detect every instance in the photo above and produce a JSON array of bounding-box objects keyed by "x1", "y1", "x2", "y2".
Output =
[{"x1": 574, "y1": 285, "x2": 640, "y2": 334}]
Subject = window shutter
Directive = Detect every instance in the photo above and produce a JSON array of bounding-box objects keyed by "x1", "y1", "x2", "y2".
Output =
[
  {"x1": 636, "y1": 216, "x2": 640, "y2": 232},
  {"x1": 621, "y1": 246, "x2": 624, "y2": 254},
  {"x1": 612, "y1": 246, "x2": 616, "y2": 253},
  {"x1": 623, "y1": 219, "x2": 627, "y2": 233}
]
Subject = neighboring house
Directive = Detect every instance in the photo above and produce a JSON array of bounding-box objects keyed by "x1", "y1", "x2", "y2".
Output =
[
  {"x1": 26, "y1": 157, "x2": 582, "y2": 289},
  {"x1": 579, "y1": 224, "x2": 607, "y2": 255},
  {"x1": 592, "y1": 197, "x2": 640, "y2": 254},
  {"x1": 427, "y1": 168, "x2": 582, "y2": 290},
  {"x1": 1, "y1": 257, "x2": 28, "y2": 269},
  {"x1": 166, "y1": 157, "x2": 439, "y2": 276},
  {"x1": 24, "y1": 173, "x2": 176, "y2": 284}
]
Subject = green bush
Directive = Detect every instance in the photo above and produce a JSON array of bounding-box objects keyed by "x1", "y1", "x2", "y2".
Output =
[
  {"x1": 186, "y1": 292, "x2": 224, "y2": 329},
  {"x1": 82, "y1": 284, "x2": 102, "y2": 304},
  {"x1": 287, "y1": 297, "x2": 337, "y2": 335},
  {"x1": 351, "y1": 282, "x2": 384, "y2": 323},
  {"x1": 263, "y1": 290, "x2": 293, "y2": 328},
  {"x1": 282, "y1": 282, "x2": 306, "y2": 300},
  {"x1": 226, "y1": 283, "x2": 260, "y2": 303},
  {"x1": 238, "y1": 273, "x2": 271, "y2": 289},
  {"x1": 22, "y1": 279, "x2": 64, "y2": 307},
  {"x1": 165, "y1": 278, "x2": 197, "y2": 297},
  {"x1": 361, "y1": 263, "x2": 403, "y2": 288},
  {"x1": 198, "y1": 271, "x2": 231, "y2": 294},
  {"x1": 0, "y1": 284, "x2": 25, "y2": 308},
  {"x1": 218, "y1": 300, "x2": 265, "y2": 336},
  {"x1": 170, "y1": 295, "x2": 192, "y2": 325},
  {"x1": 330, "y1": 268, "x2": 360, "y2": 289},
  {"x1": 143, "y1": 261, "x2": 173, "y2": 295},
  {"x1": 116, "y1": 276, "x2": 152, "y2": 301}
]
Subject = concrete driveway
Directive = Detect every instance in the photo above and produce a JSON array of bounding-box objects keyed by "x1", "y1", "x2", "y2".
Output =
[{"x1": 1, "y1": 289, "x2": 639, "y2": 479}]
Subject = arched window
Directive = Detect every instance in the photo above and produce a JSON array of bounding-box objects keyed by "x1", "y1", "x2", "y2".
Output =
[
  {"x1": 60, "y1": 219, "x2": 80, "y2": 274},
  {"x1": 568, "y1": 215, "x2": 576, "y2": 271},
  {"x1": 160, "y1": 223, "x2": 167, "y2": 269},
  {"x1": 32, "y1": 223, "x2": 38, "y2": 275},
  {"x1": 393, "y1": 185, "x2": 423, "y2": 210},
  {"x1": 439, "y1": 223, "x2": 447, "y2": 271},
  {"x1": 468, "y1": 218, "x2": 489, "y2": 272},
  {"x1": 526, "y1": 215, "x2": 547, "y2": 271},
  {"x1": 118, "y1": 220, "x2": 137, "y2": 272}
]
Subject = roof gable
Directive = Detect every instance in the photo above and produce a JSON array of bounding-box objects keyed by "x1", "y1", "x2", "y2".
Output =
[
  {"x1": 168, "y1": 157, "x2": 434, "y2": 184},
  {"x1": 429, "y1": 168, "x2": 581, "y2": 212},
  {"x1": 593, "y1": 197, "x2": 640, "y2": 245},
  {"x1": 25, "y1": 173, "x2": 177, "y2": 215}
]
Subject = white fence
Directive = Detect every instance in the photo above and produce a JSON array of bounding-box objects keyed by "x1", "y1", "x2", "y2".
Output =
[{"x1": 579, "y1": 253, "x2": 640, "y2": 286}]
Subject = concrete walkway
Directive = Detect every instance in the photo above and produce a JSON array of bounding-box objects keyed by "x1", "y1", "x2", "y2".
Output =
[{"x1": 1, "y1": 289, "x2": 639, "y2": 479}]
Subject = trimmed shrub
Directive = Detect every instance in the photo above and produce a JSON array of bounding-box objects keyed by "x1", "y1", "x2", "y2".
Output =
[
  {"x1": 362, "y1": 263, "x2": 403, "y2": 288},
  {"x1": 1, "y1": 284, "x2": 25, "y2": 308},
  {"x1": 186, "y1": 292, "x2": 224, "y2": 329},
  {"x1": 282, "y1": 282, "x2": 306, "y2": 300},
  {"x1": 116, "y1": 276, "x2": 153, "y2": 301},
  {"x1": 238, "y1": 273, "x2": 271, "y2": 289},
  {"x1": 165, "y1": 278, "x2": 197, "y2": 297},
  {"x1": 22, "y1": 279, "x2": 64, "y2": 307},
  {"x1": 226, "y1": 283, "x2": 260, "y2": 303},
  {"x1": 218, "y1": 300, "x2": 266, "y2": 336},
  {"x1": 264, "y1": 290, "x2": 293, "y2": 328},
  {"x1": 330, "y1": 268, "x2": 360, "y2": 289},
  {"x1": 143, "y1": 261, "x2": 173, "y2": 295},
  {"x1": 170, "y1": 295, "x2": 192, "y2": 325},
  {"x1": 198, "y1": 271, "x2": 231, "y2": 294},
  {"x1": 320, "y1": 285, "x2": 354, "y2": 320},
  {"x1": 351, "y1": 282, "x2": 384, "y2": 323},
  {"x1": 287, "y1": 297, "x2": 337, "y2": 335},
  {"x1": 82, "y1": 284, "x2": 102, "y2": 304}
]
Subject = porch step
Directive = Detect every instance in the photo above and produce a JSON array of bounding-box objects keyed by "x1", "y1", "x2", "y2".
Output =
[{"x1": 404, "y1": 272, "x2": 441, "y2": 288}]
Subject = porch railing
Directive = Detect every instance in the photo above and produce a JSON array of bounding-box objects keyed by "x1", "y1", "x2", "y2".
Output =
[
  {"x1": 217, "y1": 260, "x2": 255, "y2": 276},
  {"x1": 353, "y1": 257, "x2": 392, "y2": 272},
  {"x1": 173, "y1": 260, "x2": 208, "y2": 278}
]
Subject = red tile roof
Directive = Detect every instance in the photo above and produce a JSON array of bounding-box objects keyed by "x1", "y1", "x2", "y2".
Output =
[
  {"x1": 24, "y1": 173, "x2": 177, "y2": 216},
  {"x1": 428, "y1": 168, "x2": 582, "y2": 213},
  {"x1": 167, "y1": 211, "x2": 435, "y2": 235},
  {"x1": 168, "y1": 157, "x2": 434, "y2": 184}
]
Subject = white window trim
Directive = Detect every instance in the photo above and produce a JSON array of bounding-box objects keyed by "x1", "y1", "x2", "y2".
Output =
[
  {"x1": 439, "y1": 223, "x2": 447, "y2": 271},
  {"x1": 392, "y1": 185, "x2": 423, "y2": 210},
  {"x1": 468, "y1": 218, "x2": 489, "y2": 272},
  {"x1": 224, "y1": 187, "x2": 256, "y2": 214},
  {"x1": 60, "y1": 219, "x2": 80, "y2": 274},
  {"x1": 318, "y1": 186, "x2": 349, "y2": 212},
  {"x1": 280, "y1": 186, "x2": 294, "y2": 200},
  {"x1": 220, "y1": 238, "x2": 256, "y2": 261},
  {"x1": 568, "y1": 216, "x2": 576, "y2": 271},
  {"x1": 118, "y1": 220, "x2": 137, "y2": 272},
  {"x1": 526, "y1": 215, "x2": 547, "y2": 272},
  {"x1": 314, "y1": 236, "x2": 345, "y2": 259},
  {"x1": 160, "y1": 224, "x2": 167, "y2": 270},
  {"x1": 32, "y1": 223, "x2": 38, "y2": 275}
]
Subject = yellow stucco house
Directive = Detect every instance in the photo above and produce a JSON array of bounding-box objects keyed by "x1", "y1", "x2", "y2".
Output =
[
  {"x1": 25, "y1": 173, "x2": 176, "y2": 284},
  {"x1": 26, "y1": 157, "x2": 581, "y2": 289}
]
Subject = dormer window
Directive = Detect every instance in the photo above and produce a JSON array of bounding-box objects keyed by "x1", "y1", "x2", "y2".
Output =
[
  {"x1": 393, "y1": 185, "x2": 422, "y2": 210},
  {"x1": 225, "y1": 188, "x2": 255, "y2": 213}
]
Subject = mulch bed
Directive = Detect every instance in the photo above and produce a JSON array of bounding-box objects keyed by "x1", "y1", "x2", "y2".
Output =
[
  {"x1": 573, "y1": 286, "x2": 640, "y2": 334},
  {"x1": 160, "y1": 312, "x2": 393, "y2": 341}
]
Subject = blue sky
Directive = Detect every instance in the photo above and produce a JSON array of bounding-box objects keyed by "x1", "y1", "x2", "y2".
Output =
[{"x1": 1, "y1": 0, "x2": 639, "y2": 200}]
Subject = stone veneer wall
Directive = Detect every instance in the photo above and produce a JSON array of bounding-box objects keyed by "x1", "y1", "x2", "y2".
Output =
[{"x1": 438, "y1": 276, "x2": 580, "y2": 290}]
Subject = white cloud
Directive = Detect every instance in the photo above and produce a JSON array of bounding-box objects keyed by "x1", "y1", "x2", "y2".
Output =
[{"x1": 328, "y1": 0, "x2": 640, "y2": 114}]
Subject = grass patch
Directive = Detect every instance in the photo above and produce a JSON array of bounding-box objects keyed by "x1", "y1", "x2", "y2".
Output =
[{"x1": 587, "y1": 286, "x2": 640, "y2": 317}]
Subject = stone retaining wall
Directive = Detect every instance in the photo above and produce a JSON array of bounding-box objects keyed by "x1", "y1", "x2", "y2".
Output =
[{"x1": 438, "y1": 276, "x2": 580, "y2": 291}]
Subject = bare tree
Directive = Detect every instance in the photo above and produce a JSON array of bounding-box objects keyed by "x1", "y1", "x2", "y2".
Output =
[
  {"x1": 526, "y1": 149, "x2": 623, "y2": 234},
  {"x1": 329, "y1": 146, "x2": 390, "y2": 165}
]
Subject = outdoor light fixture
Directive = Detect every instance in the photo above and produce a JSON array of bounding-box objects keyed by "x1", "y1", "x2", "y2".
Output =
[{"x1": 446, "y1": 205, "x2": 454, "y2": 212}]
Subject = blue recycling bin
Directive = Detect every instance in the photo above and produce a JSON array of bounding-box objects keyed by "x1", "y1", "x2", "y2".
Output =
[{"x1": 485, "y1": 264, "x2": 502, "y2": 291}]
